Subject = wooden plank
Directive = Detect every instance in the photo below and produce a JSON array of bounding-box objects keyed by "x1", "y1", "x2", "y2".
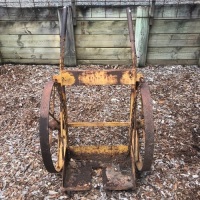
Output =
[
  {"x1": 77, "y1": 7, "x2": 137, "y2": 19},
  {"x1": 105, "y1": 8, "x2": 120, "y2": 18},
  {"x1": 1, "y1": 47, "x2": 60, "y2": 59},
  {"x1": 77, "y1": 60, "x2": 132, "y2": 65},
  {"x1": 64, "y1": 7, "x2": 77, "y2": 66},
  {"x1": 149, "y1": 34, "x2": 200, "y2": 47},
  {"x1": 146, "y1": 59, "x2": 198, "y2": 65},
  {"x1": 0, "y1": 5, "x2": 200, "y2": 21},
  {"x1": 91, "y1": 7, "x2": 106, "y2": 18},
  {"x1": 1, "y1": 42, "x2": 199, "y2": 65},
  {"x1": 176, "y1": 5, "x2": 200, "y2": 19},
  {"x1": 1, "y1": 34, "x2": 199, "y2": 49},
  {"x1": 77, "y1": 7, "x2": 92, "y2": 19},
  {"x1": 0, "y1": 21, "x2": 59, "y2": 35},
  {"x1": 150, "y1": 20, "x2": 200, "y2": 34},
  {"x1": 119, "y1": 7, "x2": 137, "y2": 19},
  {"x1": 76, "y1": 18, "x2": 132, "y2": 21},
  {"x1": 135, "y1": 6, "x2": 149, "y2": 67},
  {"x1": 2, "y1": 58, "x2": 197, "y2": 66},
  {"x1": 75, "y1": 21, "x2": 135, "y2": 35},
  {"x1": 76, "y1": 34, "x2": 200, "y2": 48},
  {"x1": 154, "y1": 5, "x2": 200, "y2": 19},
  {"x1": 75, "y1": 47, "x2": 199, "y2": 60},
  {"x1": 76, "y1": 48, "x2": 131, "y2": 60},
  {"x1": 75, "y1": 35, "x2": 129, "y2": 48},
  {"x1": 0, "y1": 7, "x2": 58, "y2": 21},
  {"x1": 148, "y1": 47, "x2": 200, "y2": 53},
  {"x1": 0, "y1": 35, "x2": 60, "y2": 47},
  {"x1": 1, "y1": 59, "x2": 58, "y2": 64},
  {"x1": 147, "y1": 47, "x2": 200, "y2": 60}
]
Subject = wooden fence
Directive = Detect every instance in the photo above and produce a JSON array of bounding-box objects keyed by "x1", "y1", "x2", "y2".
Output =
[{"x1": 0, "y1": 4, "x2": 200, "y2": 66}]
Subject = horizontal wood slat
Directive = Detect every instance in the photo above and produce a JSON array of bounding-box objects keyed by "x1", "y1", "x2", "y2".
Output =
[
  {"x1": 1, "y1": 5, "x2": 200, "y2": 21},
  {"x1": 1, "y1": 47, "x2": 60, "y2": 59},
  {"x1": 1, "y1": 20, "x2": 199, "y2": 36},
  {"x1": 0, "y1": 21, "x2": 59, "y2": 35},
  {"x1": 76, "y1": 48, "x2": 131, "y2": 60},
  {"x1": 75, "y1": 35, "x2": 130, "y2": 48},
  {"x1": 75, "y1": 21, "x2": 134, "y2": 35},
  {"x1": 149, "y1": 34, "x2": 200, "y2": 47},
  {"x1": 148, "y1": 47, "x2": 200, "y2": 60},
  {"x1": 150, "y1": 20, "x2": 200, "y2": 34},
  {"x1": 1, "y1": 59, "x2": 59, "y2": 64},
  {"x1": 0, "y1": 5, "x2": 200, "y2": 66},
  {"x1": 0, "y1": 7, "x2": 58, "y2": 21},
  {"x1": 154, "y1": 5, "x2": 200, "y2": 19},
  {"x1": 0, "y1": 34, "x2": 199, "y2": 48},
  {"x1": 2, "y1": 58, "x2": 197, "y2": 66},
  {"x1": 77, "y1": 60, "x2": 132, "y2": 65},
  {"x1": 1, "y1": 47, "x2": 199, "y2": 60},
  {"x1": 146, "y1": 59, "x2": 198, "y2": 65},
  {"x1": 0, "y1": 35, "x2": 60, "y2": 47}
]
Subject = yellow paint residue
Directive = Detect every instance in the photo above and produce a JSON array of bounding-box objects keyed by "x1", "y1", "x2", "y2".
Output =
[
  {"x1": 53, "y1": 72, "x2": 76, "y2": 85},
  {"x1": 79, "y1": 71, "x2": 117, "y2": 85},
  {"x1": 120, "y1": 70, "x2": 135, "y2": 85},
  {"x1": 70, "y1": 145, "x2": 129, "y2": 155}
]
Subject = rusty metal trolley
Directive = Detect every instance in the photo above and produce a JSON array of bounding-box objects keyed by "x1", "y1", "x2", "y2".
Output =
[{"x1": 39, "y1": 7, "x2": 154, "y2": 191}]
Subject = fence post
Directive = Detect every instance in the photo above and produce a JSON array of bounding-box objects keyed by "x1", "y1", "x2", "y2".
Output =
[
  {"x1": 135, "y1": 6, "x2": 150, "y2": 67},
  {"x1": 65, "y1": 7, "x2": 77, "y2": 66}
]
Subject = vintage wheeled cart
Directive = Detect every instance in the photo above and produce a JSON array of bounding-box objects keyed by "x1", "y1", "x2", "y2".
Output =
[{"x1": 39, "y1": 7, "x2": 154, "y2": 191}]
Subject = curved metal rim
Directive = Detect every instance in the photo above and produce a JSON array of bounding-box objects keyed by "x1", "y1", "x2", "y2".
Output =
[
  {"x1": 136, "y1": 81, "x2": 154, "y2": 172},
  {"x1": 39, "y1": 81, "x2": 62, "y2": 173}
]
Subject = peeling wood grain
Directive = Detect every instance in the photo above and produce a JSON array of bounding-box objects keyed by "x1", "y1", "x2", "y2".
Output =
[
  {"x1": 76, "y1": 48, "x2": 131, "y2": 60},
  {"x1": 77, "y1": 59, "x2": 132, "y2": 65},
  {"x1": 75, "y1": 35, "x2": 129, "y2": 48},
  {"x1": 0, "y1": 35, "x2": 60, "y2": 47},
  {"x1": 1, "y1": 58, "x2": 59, "y2": 64},
  {"x1": 0, "y1": 21, "x2": 59, "y2": 35},
  {"x1": 146, "y1": 59, "x2": 198, "y2": 65},
  {"x1": 150, "y1": 20, "x2": 200, "y2": 34},
  {"x1": 147, "y1": 47, "x2": 200, "y2": 60},
  {"x1": 1, "y1": 47, "x2": 59, "y2": 59},
  {"x1": 75, "y1": 21, "x2": 133, "y2": 35},
  {"x1": 1, "y1": 5, "x2": 200, "y2": 21},
  {"x1": 148, "y1": 34, "x2": 200, "y2": 47}
]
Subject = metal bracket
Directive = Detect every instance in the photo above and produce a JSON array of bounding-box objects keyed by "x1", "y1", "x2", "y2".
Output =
[{"x1": 149, "y1": 0, "x2": 155, "y2": 26}]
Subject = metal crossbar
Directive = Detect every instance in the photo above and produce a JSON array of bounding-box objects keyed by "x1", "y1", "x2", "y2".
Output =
[{"x1": 1, "y1": 0, "x2": 200, "y2": 8}]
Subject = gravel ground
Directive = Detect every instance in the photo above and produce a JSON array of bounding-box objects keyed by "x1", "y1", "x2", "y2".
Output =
[{"x1": 0, "y1": 64, "x2": 199, "y2": 199}]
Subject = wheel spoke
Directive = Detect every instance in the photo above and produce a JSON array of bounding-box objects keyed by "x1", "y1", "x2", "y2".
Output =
[{"x1": 49, "y1": 112, "x2": 60, "y2": 124}]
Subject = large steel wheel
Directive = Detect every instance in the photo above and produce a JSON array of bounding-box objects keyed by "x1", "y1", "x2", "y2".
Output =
[
  {"x1": 134, "y1": 81, "x2": 154, "y2": 172},
  {"x1": 39, "y1": 81, "x2": 68, "y2": 173}
]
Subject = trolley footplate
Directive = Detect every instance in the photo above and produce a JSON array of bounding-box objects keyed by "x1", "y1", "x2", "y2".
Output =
[
  {"x1": 63, "y1": 146, "x2": 136, "y2": 191},
  {"x1": 63, "y1": 160, "x2": 92, "y2": 191},
  {"x1": 102, "y1": 163, "x2": 134, "y2": 190}
]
